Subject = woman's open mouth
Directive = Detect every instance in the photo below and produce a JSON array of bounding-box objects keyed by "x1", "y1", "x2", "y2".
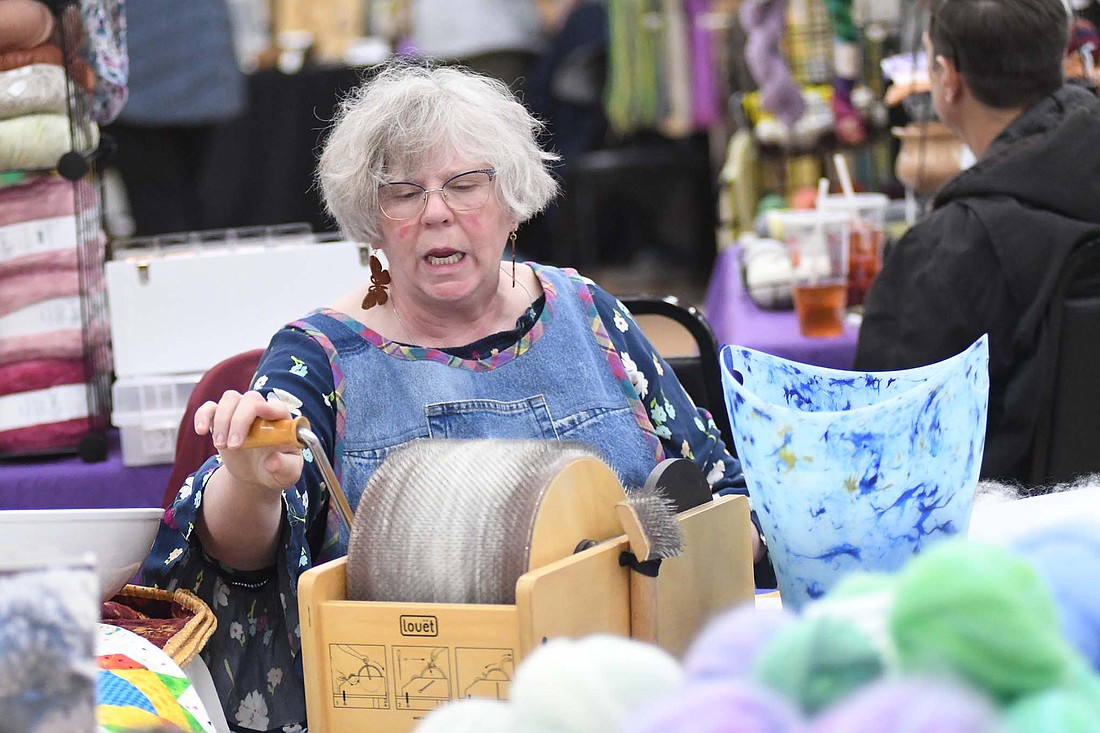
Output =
[{"x1": 426, "y1": 251, "x2": 463, "y2": 266}]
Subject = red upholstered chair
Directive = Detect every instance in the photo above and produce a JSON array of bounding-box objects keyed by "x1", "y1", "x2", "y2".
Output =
[{"x1": 162, "y1": 349, "x2": 264, "y2": 508}]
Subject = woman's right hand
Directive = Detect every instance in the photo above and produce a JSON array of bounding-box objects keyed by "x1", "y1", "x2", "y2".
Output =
[{"x1": 194, "y1": 390, "x2": 305, "y2": 493}]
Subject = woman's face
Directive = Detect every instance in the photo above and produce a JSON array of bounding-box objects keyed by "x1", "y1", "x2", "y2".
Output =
[{"x1": 376, "y1": 153, "x2": 518, "y2": 307}]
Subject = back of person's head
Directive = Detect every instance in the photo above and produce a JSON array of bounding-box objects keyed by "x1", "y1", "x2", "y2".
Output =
[
  {"x1": 927, "y1": 0, "x2": 1069, "y2": 109},
  {"x1": 318, "y1": 59, "x2": 559, "y2": 244}
]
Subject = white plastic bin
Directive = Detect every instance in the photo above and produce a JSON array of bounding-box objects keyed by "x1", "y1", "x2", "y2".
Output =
[{"x1": 111, "y1": 372, "x2": 204, "y2": 466}]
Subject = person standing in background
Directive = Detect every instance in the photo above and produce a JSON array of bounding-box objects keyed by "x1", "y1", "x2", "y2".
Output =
[
  {"x1": 407, "y1": 0, "x2": 545, "y2": 94},
  {"x1": 105, "y1": 0, "x2": 244, "y2": 236}
]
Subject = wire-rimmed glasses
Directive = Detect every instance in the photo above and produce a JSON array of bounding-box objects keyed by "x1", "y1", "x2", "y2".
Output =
[{"x1": 378, "y1": 168, "x2": 496, "y2": 220}]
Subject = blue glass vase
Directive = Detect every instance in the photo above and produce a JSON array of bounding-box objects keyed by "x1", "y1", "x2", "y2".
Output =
[{"x1": 720, "y1": 336, "x2": 989, "y2": 609}]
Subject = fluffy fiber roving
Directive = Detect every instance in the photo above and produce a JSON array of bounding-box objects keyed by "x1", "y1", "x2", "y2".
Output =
[
  {"x1": 808, "y1": 677, "x2": 1001, "y2": 733},
  {"x1": 889, "y1": 540, "x2": 1078, "y2": 703},
  {"x1": 682, "y1": 603, "x2": 796, "y2": 682},
  {"x1": 1011, "y1": 521, "x2": 1100, "y2": 671},
  {"x1": 624, "y1": 679, "x2": 807, "y2": 733},
  {"x1": 752, "y1": 615, "x2": 884, "y2": 714}
]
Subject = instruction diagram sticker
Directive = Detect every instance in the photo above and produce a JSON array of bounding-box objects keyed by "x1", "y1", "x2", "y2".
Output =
[
  {"x1": 456, "y1": 647, "x2": 514, "y2": 700},
  {"x1": 330, "y1": 643, "x2": 388, "y2": 709},
  {"x1": 393, "y1": 645, "x2": 451, "y2": 711}
]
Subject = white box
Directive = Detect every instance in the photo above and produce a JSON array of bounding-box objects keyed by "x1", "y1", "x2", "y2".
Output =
[
  {"x1": 111, "y1": 372, "x2": 204, "y2": 466},
  {"x1": 106, "y1": 228, "x2": 370, "y2": 378}
]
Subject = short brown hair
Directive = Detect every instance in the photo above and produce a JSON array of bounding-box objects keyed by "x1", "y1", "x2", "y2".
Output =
[{"x1": 927, "y1": 0, "x2": 1068, "y2": 109}]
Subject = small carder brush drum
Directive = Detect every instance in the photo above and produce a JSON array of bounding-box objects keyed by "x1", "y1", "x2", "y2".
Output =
[{"x1": 345, "y1": 439, "x2": 633, "y2": 605}]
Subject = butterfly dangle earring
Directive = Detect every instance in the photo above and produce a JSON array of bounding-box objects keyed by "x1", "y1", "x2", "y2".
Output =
[{"x1": 361, "y1": 251, "x2": 391, "y2": 309}]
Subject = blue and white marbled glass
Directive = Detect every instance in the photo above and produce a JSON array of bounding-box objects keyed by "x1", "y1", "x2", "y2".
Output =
[{"x1": 720, "y1": 336, "x2": 989, "y2": 610}]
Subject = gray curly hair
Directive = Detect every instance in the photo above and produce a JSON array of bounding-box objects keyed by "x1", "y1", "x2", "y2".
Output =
[{"x1": 317, "y1": 60, "x2": 561, "y2": 244}]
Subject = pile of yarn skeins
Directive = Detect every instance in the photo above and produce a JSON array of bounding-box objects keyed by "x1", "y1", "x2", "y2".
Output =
[{"x1": 414, "y1": 483, "x2": 1100, "y2": 733}]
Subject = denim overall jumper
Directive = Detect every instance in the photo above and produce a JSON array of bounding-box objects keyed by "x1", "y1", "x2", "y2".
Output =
[{"x1": 299, "y1": 265, "x2": 660, "y2": 517}]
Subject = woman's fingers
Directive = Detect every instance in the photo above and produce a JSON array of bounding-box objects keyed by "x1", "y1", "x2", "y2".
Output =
[
  {"x1": 195, "y1": 389, "x2": 305, "y2": 489},
  {"x1": 226, "y1": 390, "x2": 284, "y2": 449},
  {"x1": 209, "y1": 390, "x2": 243, "y2": 449},
  {"x1": 194, "y1": 400, "x2": 218, "y2": 435}
]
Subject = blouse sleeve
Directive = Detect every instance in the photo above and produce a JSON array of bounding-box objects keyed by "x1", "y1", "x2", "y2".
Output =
[
  {"x1": 142, "y1": 324, "x2": 339, "y2": 587},
  {"x1": 588, "y1": 285, "x2": 747, "y2": 496}
]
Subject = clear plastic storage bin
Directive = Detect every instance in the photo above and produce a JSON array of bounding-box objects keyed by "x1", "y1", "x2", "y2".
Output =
[{"x1": 111, "y1": 373, "x2": 204, "y2": 466}]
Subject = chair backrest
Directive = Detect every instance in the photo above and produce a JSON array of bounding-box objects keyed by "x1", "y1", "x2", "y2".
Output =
[
  {"x1": 162, "y1": 349, "x2": 264, "y2": 508},
  {"x1": 619, "y1": 295, "x2": 735, "y2": 453},
  {"x1": 1029, "y1": 237, "x2": 1100, "y2": 485}
]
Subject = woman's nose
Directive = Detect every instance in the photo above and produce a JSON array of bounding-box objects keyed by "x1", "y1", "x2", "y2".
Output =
[{"x1": 420, "y1": 188, "x2": 453, "y2": 220}]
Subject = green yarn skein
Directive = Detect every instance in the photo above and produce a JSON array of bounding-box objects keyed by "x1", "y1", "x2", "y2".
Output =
[
  {"x1": 752, "y1": 615, "x2": 884, "y2": 714},
  {"x1": 889, "y1": 541, "x2": 1078, "y2": 703},
  {"x1": 1002, "y1": 687, "x2": 1100, "y2": 733}
]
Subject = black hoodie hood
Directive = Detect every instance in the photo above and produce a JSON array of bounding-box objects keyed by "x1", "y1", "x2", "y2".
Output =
[
  {"x1": 935, "y1": 85, "x2": 1100, "y2": 225},
  {"x1": 928, "y1": 86, "x2": 1100, "y2": 314}
]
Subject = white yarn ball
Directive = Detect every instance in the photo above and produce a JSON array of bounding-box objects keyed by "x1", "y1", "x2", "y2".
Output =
[
  {"x1": 414, "y1": 697, "x2": 514, "y2": 733},
  {"x1": 509, "y1": 634, "x2": 685, "y2": 733}
]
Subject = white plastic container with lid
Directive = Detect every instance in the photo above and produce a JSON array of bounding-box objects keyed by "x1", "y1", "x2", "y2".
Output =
[
  {"x1": 106, "y1": 225, "x2": 370, "y2": 378},
  {"x1": 111, "y1": 371, "x2": 204, "y2": 466}
]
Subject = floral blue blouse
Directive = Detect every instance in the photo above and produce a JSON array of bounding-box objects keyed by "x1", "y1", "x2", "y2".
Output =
[{"x1": 141, "y1": 265, "x2": 746, "y2": 732}]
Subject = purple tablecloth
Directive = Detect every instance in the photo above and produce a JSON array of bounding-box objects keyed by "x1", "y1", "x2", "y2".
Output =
[
  {"x1": 0, "y1": 431, "x2": 171, "y2": 510},
  {"x1": 704, "y1": 246, "x2": 860, "y2": 370}
]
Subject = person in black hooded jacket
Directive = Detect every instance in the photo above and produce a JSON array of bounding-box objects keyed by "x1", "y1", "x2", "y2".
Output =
[{"x1": 855, "y1": 0, "x2": 1100, "y2": 484}]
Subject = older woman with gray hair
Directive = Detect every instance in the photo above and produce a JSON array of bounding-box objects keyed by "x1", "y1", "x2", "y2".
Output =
[{"x1": 141, "y1": 60, "x2": 759, "y2": 731}]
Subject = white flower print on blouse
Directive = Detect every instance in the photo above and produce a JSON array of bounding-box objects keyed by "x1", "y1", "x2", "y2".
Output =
[
  {"x1": 614, "y1": 310, "x2": 630, "y2": 333},
  {"x1": 267, "y1": 388, "x2": 303, "y2": 415},
  {"x1": 620, "y1": 351, "x2": 649, "y2": 399},
  {"x1": 236, "y1": 690, "x2": 270, "y2": 730},
  {"x1": 268, "y1": 666, "x2": 284, "y2": 692},
  {"x1": 649, "y1": 398, "x2": 671, "y2": 439},
  {"x1": 651, "y1": 353, "x2": 664, "y2": 376},
  {"x1": 213, "y1": 576, "x2": 230, "y2": 608},
  {"x1": 706, "y1": 460, "x2": 726, "y2": 486},
  {"x1": 253, "y1": 375, "x2": 269, "y2": 390}
]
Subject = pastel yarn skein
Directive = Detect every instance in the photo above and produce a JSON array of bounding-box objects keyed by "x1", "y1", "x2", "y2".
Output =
[
  {"x1": 740, "y1": 0, "x2": 806, "y2": 128},
  {"x1": 808, "y1": 677, "x2": 1001, "y2": 733},
  {"x1": 1011, "y1": 522, "x2": 1100, "y2": 671},
  {"x1": 623, "y1": 679, "x2": 807, "y2": 733},
  {"x1": 509, "y1": 634, "x2": 684, "y2": 733},
  {"x1": 683, "y1": 603, "x2": 797, "y2": 682},
  {"x1": 889, "y1": 541, "x2": 1078, "y2": 703},
  {"x1": 752, "y1": 615, "x2": 884, "y2": 715}
]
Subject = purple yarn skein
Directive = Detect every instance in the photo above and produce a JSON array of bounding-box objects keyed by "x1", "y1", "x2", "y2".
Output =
[
  {"x1": 624, "y1": 679, "x2": 807, "y2": 733},
  {"x1": 683, "y1": 604, "x2": 797, "y2": 682},
  {"x1": 809, "y1": 677, "x2": 1001, "y2": 733}
]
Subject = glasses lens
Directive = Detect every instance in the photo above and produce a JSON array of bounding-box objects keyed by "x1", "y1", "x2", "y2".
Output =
[
  {"x1": 379, "y1": 183, "x2": 425, "y2": 219},
  {"x1": 442, "y1": 170, "x2": 493, "y2": 211}
]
